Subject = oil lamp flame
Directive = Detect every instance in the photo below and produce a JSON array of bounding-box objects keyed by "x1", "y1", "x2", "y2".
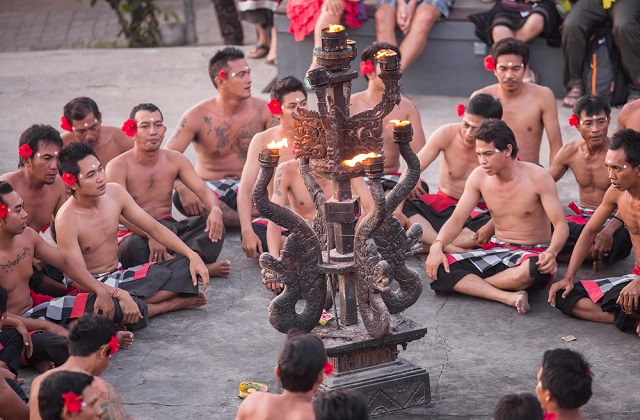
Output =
[
  {"x1": 343, "y1": 152, "x2": 382, "y2": 167},
  {"x1": 374, "y1": 49, "x2": 397, "y2": 60},
  {"x1": 389, "y1": 120, "x2": 411, "y2": 127},
  {"x1": 326, "y1": 24, "x2": 345, "y2": 33},
  {"x1": 267, "y1": 138, "x2": 288, "y2": 149}
]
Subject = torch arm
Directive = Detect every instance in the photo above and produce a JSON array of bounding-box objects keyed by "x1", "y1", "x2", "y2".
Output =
[
  {"x1": 386, "y1": 142, "x2": 420, "y2": 212},
  {"x1": 299, "y1": 158, "x2": 327, "y2": 220}
]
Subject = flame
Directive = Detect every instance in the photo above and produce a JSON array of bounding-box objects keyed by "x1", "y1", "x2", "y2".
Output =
[
  {"x1": 389, "y1": 119, "x2": 411, "y2": 127},
  {"x1": 343, "y1": 152, "x2": 382, "y2": 167},
  {"x1": 267, "y1": 138, "x2": 288, "y2": 149},
  {"x1": 326, "y1": 24, "x2": 345, "y2": 33},
  {"x1": 374, "y1": 49, "x2": 397, "y2": 60},
  {"x1": 347, "y1": 39, "x2": 355, "y2": 45}
]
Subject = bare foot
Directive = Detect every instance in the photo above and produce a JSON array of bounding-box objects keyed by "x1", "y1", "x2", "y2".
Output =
[
  {"x1": 116, "y1": 331, "x2": 134, "y2": 349},
  {"x1": 207, "y1": 260, "x2": 231, "y2": 277},
  {"x1": 16, "y1": 377, "x2": 25, "y2": 385},
  {"x1": 514, "y1": 291, "x2": 530, "y2": 314},
  {"x1": 33, "y1": 361, "x2": 55, "y2": 373},
  {"x1": 184, "y1": 294, "x2": 208, "y2": 309}
]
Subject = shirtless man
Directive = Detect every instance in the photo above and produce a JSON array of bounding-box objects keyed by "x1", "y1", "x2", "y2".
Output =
[
  {"x1": 549, "y1": 94, "x2": 631, "y2": 265},
  {"x1": 550, "y1": 129, "x2": 640, "y2": 337},
  {"x1": 615, "y1": 98, "x2": 640, "y2": 132},
  {"x1": 0, "y1": 125, "x2": 68, "y2": 296},
  {"x1": 351, "y1": 42, "x2": 426, "y2": 183},
  {"x1": 61, "y1": 97, "x2": 132, "y2": 167},
  {"x1": 426, "y1": 119, "x2": 568, "y2": 314},
  {"x1": 106, "y1": 103, "x2": 229, "y2": 277},
  {"x1": 472, "y1": 38, "x2": 562, "y2": 165},
  {"x1": 237, "y1": 76, "x2": 306, "y2": 258},
  {"x1": 166, "y1": 47, "x2": 277, "y2": 227},
  {"x1": 55, "y1": 143, "x2": 210, "y2": 323},
  {"x1": 400, "y1": 94, "x2": 503, "y2": 251}
]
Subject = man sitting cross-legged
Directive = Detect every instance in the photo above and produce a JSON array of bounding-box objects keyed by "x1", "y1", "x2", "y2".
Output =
[
  {"x1": 426, "y1": 119, "x2": 568, "y2": 314},
  {"x1": 106, "y1": 103, "x2": 229, "y2": 278},
  {"x1": 549, "y1": 94, "x2": 631, "y2": 267},
  {"x1": 54, "y1": 142, "x2": 210, "y2": 325},
  {"x1": 400, "y1": 93, "x2": 503, "y2": 252},
  {"x1": 550, "y1": 129, "x2": 640, "y2": 337},
  {"x1": 30, "y1": 314, "x2": 132, "y2": 420}
]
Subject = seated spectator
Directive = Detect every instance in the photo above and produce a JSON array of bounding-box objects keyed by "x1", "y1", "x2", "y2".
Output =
[
  {"x1": 493, "y1": 392, "x2": 543, "y2": 420},
  {"x1": 536, "y1": 349, "x2": 592, "y2": 420},
  {"x1": 375, "y1": 0, "x2": 451, "y2": 72},
  {"x1": 236, "y1": 329, "x2": 332, "y2": 420},
  {"x1": 469, "y1": 0, "x2": 562, "y2": 83},
  {"x1": 314, "y1": 388, "x2": 369, "y2": 420},
  {"x1": 561, "y1": 0, "x2": 640, "y2": 106},
  {"x1": 38, "y1": 371, "x2": 102, "y2": 420}
]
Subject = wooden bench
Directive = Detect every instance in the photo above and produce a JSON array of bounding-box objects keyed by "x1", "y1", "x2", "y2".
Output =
[{"x1": 275, "y1": 0, "x2": 565, "y2": 97}]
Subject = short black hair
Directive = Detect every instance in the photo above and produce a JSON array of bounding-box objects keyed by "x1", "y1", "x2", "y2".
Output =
[
  {"x1": 540, "y1": 349, "x2": 592, "y2": 410},
  {"x1": 360, "y1": 42, "x2": 401, "y2": 81},
  {"x1": 68, "y1": 314, "x2": 117, "y2": 357},
  {"x1": 467, "y1": 94, "x2": 503, "y2": 119},
  {"x1": 0, "y1": 285, "x2": 7, "y2": 314},
  {"x1": 0, "y1": 180, "x2": 15, "y2": 208},
  {"x1": 491, "y1": 37, "x2": 530, "y2": 67},
  {"x1": 610, "y1": 129, "x2": 640, "y2": 167},
  {"x1": 277, "y1": 329, "x2": 327, "y2": 392},
  {"x1": 63, "y1": 97, "x2": 100, "y2": 122},
  {"x1": 129, "y1": 102, "x2": 164, "y2": 120},
  {"x1": 57, "y1": 142, "x2": 100, "y2": 194},
  {"x1": 271, "y1": 76, "x2": 307, "y2": 105},
  {"x1": 475, "y1": 118, "x2": 519, "y2": 158},
  {"x1": 18, "y1": 124, "x2": 63, "y2": 168},
  {"x1": 208, "y1": 46, "x2": 245, "y2": 89},
  {"x1": 493, "y1": 392, "x2": 543, "y2": 420},
  {"x1": 574, "y1": 93, "x2": 612, "y2": 119},
  {"x1": 313, "y1": 388, "x2": 369, "y2": 420},
  {"x1": 39, "y1": 371, "x2": 94, "y2": 420}
]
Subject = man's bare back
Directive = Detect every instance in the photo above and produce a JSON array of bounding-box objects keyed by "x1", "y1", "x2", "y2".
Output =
[
  {"x1": 235, "y1": 392, "x2": 314, "y2": 420},
  {"x1": 62, "y1": 126, "x2": 132, "y2": 168}
]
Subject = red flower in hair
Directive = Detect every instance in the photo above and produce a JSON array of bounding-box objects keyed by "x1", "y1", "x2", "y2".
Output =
[
  {"x1": 360, "y1": 59, "x2": 374, "y2": 76},
  {"x1": 219, "y1": 70, "x2": 226, "y2": 79},
  {"x1": 121, "y1": 119, "x2": 138, "y2": 137},
  {"x1": 61, "y1": 173, "x2": 77, "y2": 187},
  {"x1": 484, "y1": 55, "x2": 495, "y2": 71},
  {"x1": 456, "y1": 103, "x2": 466, "y2": 117},
  {"x1": 268, "y1": 99, "x2": 282, "y2": 115},
  {"x1": 568, "y1": 114, "x2": 580, "y2": 127},
  {"x1": 19, "y1": 143, "x2": 34, "y2": 158},
  {"x1": 0, "y1": 203, "x2": 8, "y2": 219},
  {"x1": 62, "y1": 392, "x2": 83, "y2": 413},
  {"x1": 107, "y1": 335, "x2": 119, "y2": 355},
  {"x1": 323, "y1": 361, "x2": 334, "y2": 375},
  {"x1": 60, "y1": 116, "x2": 73, "y2": 132}
]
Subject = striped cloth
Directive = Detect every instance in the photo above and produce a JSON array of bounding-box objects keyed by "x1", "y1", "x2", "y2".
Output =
[
  {"x1": 580, "y1": 264, "x2": 640, "y2": 303},
  {"x1": 205, "y1": 178, "x2": 240, "y2": 200},
  {"x1": 445, "y1": 237, "x2": 549, "y2": 273}
]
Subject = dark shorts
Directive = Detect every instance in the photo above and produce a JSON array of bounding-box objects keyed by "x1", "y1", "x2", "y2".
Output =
[
  {"x1": 402, "y1": 198, "x2": 491, "y2": 233},
  {"x1": 250, "y1": 218, "x2": 291, "y2": 254},
  {"x1": 560, "y1": 221, "x2": 632, "y2": 263}
]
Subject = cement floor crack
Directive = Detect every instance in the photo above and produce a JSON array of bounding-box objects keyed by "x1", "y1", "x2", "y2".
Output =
[
  {"x1": 121, "y1": 347, "x2": 152, "y2": 393},
  {"x1": 433, "y1": 297, "x2": 451, "y2": 399}
]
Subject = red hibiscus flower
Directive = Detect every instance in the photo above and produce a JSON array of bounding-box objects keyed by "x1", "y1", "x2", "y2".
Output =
[
  {"x1": 323, "y1": 361, "x2": 334, "y2": 375},
  {"x1": 360, "y1": 59, "x2": 374, "y2": 76},
  {"x1": 484, "y1": 55, "x2": 495, "y2": 71},
  {"x1": 61, "y1": 173, "x2": 77, "y2": 187},
  {"x1": 19, "y1": 143, "x2": 34, "y2": 158},
  {"x1": 219, "y1": 70, "x2": 226, "y2": 79},
  {"x1": 60, "y1": 116, "x2": 73, "y2": 132},
  {"x1": 121, "y1": 118, "x2": 137, "y2": 137},
  {"x1": 268, "y1": 98, "x2": 282, "y2": 115},
  {"x1": 107, "y1": 335, "x2": 119, "y2": 355},
  {"x1": 456, "y1": 103, "x2": 466, "y2": 117},
  {"x1": 62, "y1": 392, "x2": 83, "y2": 413},
  {"x1": 568, "y1": 114, "x2": 580, "y2": 127},
  {"x1": 0, "y1": 203, "x2": 8, "y2": 219}
]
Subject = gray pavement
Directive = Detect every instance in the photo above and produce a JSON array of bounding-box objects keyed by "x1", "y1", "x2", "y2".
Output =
[{"x1": 1, "y1": 7, "x2": 640, "y2": 419}]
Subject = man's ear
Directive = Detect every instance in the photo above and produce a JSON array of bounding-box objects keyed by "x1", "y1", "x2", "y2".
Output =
[
  {"x1": 274, "y1": 365, "x2": 280, "y2": 380},
  {"x1": 98, "y1": 345, "x2": 110, "y2": 359}
]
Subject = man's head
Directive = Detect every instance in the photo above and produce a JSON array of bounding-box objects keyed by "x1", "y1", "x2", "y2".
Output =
[
  {"x1": 271, "y1": 76, "x2": 307, "y2": 130},
  {"x1": 68, "y1": 314, "x2": 118, "y2": 375},
  {"x1": 129, "y1": 103, "x2": 166, "y2": 151},
  {"x1": 474, "y1": 119, "x2": 519, "y2": 174},
  {"x1": 536, "y1": 349, "x2": 592, "y2": 412},
  {"x1": 58, "y1": 143, "x2": 104, "y2": 197},
  {"x1": 18, "y1": 125, "x2": 63, "y2": 184},
  {"x1": 0, "y1": 286, "x2": 7, "y2": 330},
  {"x1": 606, "y1": 129, "x2": 640, "y2": 191},
  {"x1": 313, "y1": 388, "x2": 369, "y2": 420},
  {"x1": 38, "y1": 371, "x2": 101, "y2": 420},
  {"x1": 63, "y1": 97, "x2": 102, "y2": 146},
  {"x1": 0, "y1": 181, "x2": 27, "y2": 235},
  {"x1": 276, "y1": 329, "x2": 327, "y2": 393},
  {"x1": 360, "y1": 42, "x2": 401, "y2": 86},
  {"x1": 573, "y1": 94, "x2": 612, "y2": 144},
  {"x1": 493, "y1": 392, "x2": 543, "y2": 420},
  {"x1": 491, "y1": 38, "x2": 529, "y2": 92},
  {"x1": 460, "y1": 94, "x2": 503, "y2": 146},
  {"x1": 209, "y1": 47, "x2": 251, "y2": 97}
]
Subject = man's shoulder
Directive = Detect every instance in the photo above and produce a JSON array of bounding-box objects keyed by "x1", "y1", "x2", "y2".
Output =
[
  {"x1": 431, "y1": 123, "x2": 459, "y2": 144},
  {"x1": 473, "y1": 84, "x2": 499, "y2": 96},
  {"x1": 0, "y1": 170, "x2": 21, "y2": 183},
  {"x1": 61, "y1": 131, "x2": 76, "y2": 144},
  {"x1": 524, "y1": 83, "x2": 555, "y2": 103}
]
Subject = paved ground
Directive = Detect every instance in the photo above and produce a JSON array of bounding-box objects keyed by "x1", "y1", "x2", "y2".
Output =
[{"x1": 1, "y1": 2, "x2": 640, "y2": 419}]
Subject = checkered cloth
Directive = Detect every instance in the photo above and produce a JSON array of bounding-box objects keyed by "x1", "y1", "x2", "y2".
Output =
[
  {"x1": 580, "y1": 265, "x2": 640, "y2": 303},
  {"x1": 445, "y1": 237, "x2": 549, "y2": 273},
  {"x1": 205, "y1": 178, "x2": 240, "y2": 199}
]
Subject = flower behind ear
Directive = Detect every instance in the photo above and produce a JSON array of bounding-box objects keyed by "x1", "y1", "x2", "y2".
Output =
[
  {"x1": 456, "y1": 104, "x2": 466, "y2": 117},
  {"x1": 360, "y1": 59, "x2": 374, "y2": 76},
  {"x1": 0, "y1": 203, "x2": 8, "y2": 219},
  {"x1": 484, "y1": 55, "x2": 495, "y2": 71},
  {"x1": 60, "y1": 116, "x2": 73, "y2": 132},
  {"x1": 19, "y1": 143, "x2": 34, "y2": 158},
  {"x1": 62, "y1": 392, "x2": 83, "y2": 414},
  {"x1": 323, "y1": 361, "x2": 334, "y2": 375},
  {"x1": 568, "y1": 114, "x2": 579, "y2": 127},
  {"x1": 121, "y1": 119, "x2": 137, "y2": 137},
  {"x1": 268, "y1": 99, "x2": 282, "y2": 115},
  {"x1": 61, "y1": 173, "x2": 77, "y2": 187}
]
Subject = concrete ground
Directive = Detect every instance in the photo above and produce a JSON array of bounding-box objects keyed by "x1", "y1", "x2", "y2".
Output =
[{"x1": 1, "y1": 2, "x2": 640, "y2": 419}]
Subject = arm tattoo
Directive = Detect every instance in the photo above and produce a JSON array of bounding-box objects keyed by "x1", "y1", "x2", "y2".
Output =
[
  {"x1": 179, "y1": 116, "x2": 187, "y2": 128},
  {"x1": 273, "y1": 168, "x2": 283, "y2": 197},
  {"x1": 0, "y1": 247, "x2": 31, "y2": 273}
]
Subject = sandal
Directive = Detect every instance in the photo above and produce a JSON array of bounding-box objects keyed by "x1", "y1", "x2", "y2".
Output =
[
  {"x1": 248, "y1": 44, "x2": 270, "y2": 59},
  {"x1": 563, "y1": 85, "x2": 584, "y2": 108}
]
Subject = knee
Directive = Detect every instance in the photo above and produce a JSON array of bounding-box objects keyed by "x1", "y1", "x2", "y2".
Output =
[
  {"x1": 375, "y1": 5, "x2": 396, "y2": 27},
  {"x1": 612, "y1": 18, "x2": 636, "y2": 41},
  {"x1": 411, "y1": 6, "x2": 440, "y2": 31}
]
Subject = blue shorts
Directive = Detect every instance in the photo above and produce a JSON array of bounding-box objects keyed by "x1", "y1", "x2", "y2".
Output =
[{"x1": 376, "y1": 0, "x2": 452, "y2": 18}]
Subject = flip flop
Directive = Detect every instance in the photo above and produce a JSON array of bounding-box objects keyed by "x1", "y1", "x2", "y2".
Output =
[
  {"x1": 248, "y1": 45, "x2": 270, "y2": 59},
  {"x1": 563, "y1": 86, "x2": 584, "y2": 108}
]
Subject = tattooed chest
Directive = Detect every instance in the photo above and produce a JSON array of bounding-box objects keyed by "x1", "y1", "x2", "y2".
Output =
[
  {"x1": 204, "y1": 114, "x2": 262, "y2": 158},
  {"x1": 0, "y1": 247, "x2": 31, "y2": 274}
]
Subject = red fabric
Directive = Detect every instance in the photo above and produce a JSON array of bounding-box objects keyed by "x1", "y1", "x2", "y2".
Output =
[
  {"x1": 543, "y1": 413, "x2": 557, "y2": 420},
  {"x1": 70, "y1": 293, "x2": 89, "y2": 319},
  {"x1": 287, "y1": 0, "x2": 365, "y2": 42},
  {"x1": 420, "y1": 190, "x2": 459, "y2": 213},
  {"x1": 565, "y1": 201, "x2": 590, "y2": 225},
  {"x1": 30, "y1": 290, "x2": 54, "y2": 307},
  {"x1": 39, "y1": 221, "x2": 52, "y2": 234},
  {"x1": 133, "y1": 262, "x2": 154, "y2": 280}
]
